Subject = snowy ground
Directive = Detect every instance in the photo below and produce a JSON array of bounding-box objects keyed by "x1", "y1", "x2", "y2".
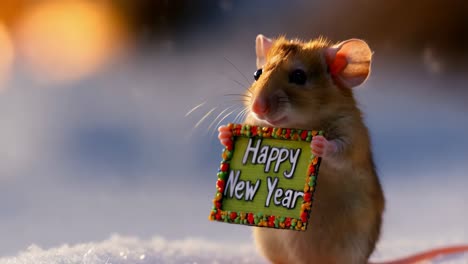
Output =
[
  {"x1": 0, "y1": 236, "x2": 260, "y2": 264},
  {"x1": 1, "y1": 235, "x2": 468, "y2": 264}
]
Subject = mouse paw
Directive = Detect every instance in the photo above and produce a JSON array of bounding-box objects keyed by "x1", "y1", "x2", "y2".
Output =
[
  {"x1": 218, "y1": 126, "x2": 233, "y2": 146},
  {"x1": 311, "y1": 135, "x2": 336, "y2": 158}
]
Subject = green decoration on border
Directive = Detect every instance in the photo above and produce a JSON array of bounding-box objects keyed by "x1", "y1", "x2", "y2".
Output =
[{"x1": 209, "y1": 123, "x2": 322, "y2": 231}]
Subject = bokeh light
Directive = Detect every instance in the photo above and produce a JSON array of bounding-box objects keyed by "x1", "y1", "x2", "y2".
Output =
[
  {"x1": 0, "y1": 22, "x2": 14, "y2": 90},
  {"x1": 15, "y1": 1, "x2": 128, "y2": 84}
]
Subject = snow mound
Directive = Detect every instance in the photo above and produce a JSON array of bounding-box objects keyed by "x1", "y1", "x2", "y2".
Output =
[
  {"x1": 0, "y1": 235, "x2": 263, "y2": 264},
  {"x1": 1, "y1": 235, "x2": 467, "y2": 264}
]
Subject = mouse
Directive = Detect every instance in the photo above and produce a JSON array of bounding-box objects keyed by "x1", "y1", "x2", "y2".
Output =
[{"x1": 217, "y1": 34, "x2": 468, "y2": 264}]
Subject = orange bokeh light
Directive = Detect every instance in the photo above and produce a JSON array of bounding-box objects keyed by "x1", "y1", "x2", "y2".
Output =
[
  {"x1": 0, "y1": 22, "x2": 14, "y2": 89},
  {"x1": 15, "y1": 1, "x2": 128, "y2": 84}
]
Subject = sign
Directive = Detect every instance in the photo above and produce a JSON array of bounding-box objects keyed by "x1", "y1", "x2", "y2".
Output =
[{"x1": 209, "y1": 123, "x2": 322, "y2": 231}]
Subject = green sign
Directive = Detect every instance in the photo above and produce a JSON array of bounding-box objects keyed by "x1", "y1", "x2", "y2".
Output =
[{"x1": 209, "y1": 123, "x2": 322, "y2": 231}]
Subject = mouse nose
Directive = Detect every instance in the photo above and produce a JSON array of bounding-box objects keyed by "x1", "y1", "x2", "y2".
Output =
[{"x1": 252, "y1": 97, "x2": 269, "y2": 116}]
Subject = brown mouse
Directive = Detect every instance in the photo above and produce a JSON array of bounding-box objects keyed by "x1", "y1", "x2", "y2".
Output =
[{"x1": 217, "y1": 35, "x2": 468, "y2": 264}]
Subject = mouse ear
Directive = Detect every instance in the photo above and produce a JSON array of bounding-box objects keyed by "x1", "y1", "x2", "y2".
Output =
[
  {"x1": 325, "y1": 39, "x2": 372, "y2": 88},
  {"x1": 256, "y1": 34, "x2": 273, "y2": 69}
]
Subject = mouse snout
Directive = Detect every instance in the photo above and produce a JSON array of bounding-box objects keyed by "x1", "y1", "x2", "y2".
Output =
[
  {"x1": 252, "y1": 96, "x2": 269, "y2": 117},
  {"x1": 251, "y1": 92, "x2": 289, "y2": 126}
]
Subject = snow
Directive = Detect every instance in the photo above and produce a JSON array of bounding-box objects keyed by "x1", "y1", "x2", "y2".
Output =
[
  {"x1": 0, "y1": 235, "x2": 262, "y2": 264},
  {"x1": 1, "y1": 235, "x2": 467, "y2": 264}
]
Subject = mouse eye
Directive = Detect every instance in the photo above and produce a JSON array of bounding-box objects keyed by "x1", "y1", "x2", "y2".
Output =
[
  {"x1": 289, "y1": 69, "x2": 307, "y2": 85},
  {"x1": 254, "y1": 68, "x2": 263, "y2": 81}
]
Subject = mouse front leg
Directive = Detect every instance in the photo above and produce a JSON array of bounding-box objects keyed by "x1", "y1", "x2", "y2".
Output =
[
  {"x1": 310, "y1": 135, "x2": 348, "y2": 168},
  {"x1": 311, "y1": 135, "x2": 348, "y2": 167},
  {"x1": 311, "y1": 135, "x2": 338, "y2": 157}
]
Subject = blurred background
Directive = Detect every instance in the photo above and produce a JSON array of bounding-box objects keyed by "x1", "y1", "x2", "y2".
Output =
[{"x1": 0, "y1": 0, "x2": 467, "y2": 260}]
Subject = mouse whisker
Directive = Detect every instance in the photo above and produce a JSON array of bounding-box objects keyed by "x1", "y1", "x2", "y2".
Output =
[
  {"x1": 233, "y1": 100, "x2": 250, "y2": 103},
  {"x1": 223, "y1": 100, "x2": 250, "y2": 105},
  {"x1": 239, "y1": 107, "x2": 250, "y2": 123},
  {"x1": 224, "y1": 57, "x2": 250, "y2": 86},
  {"x1": 223, "y1": 93, "x2": 252, "y2": 98},
  {"x1": 211, "y1": 107, "x2": 243, "y2": 135},
  {"x1": 223, "y1": 57, "x2": 255, "y2": 96},
  {"x1": 223, "y1": 95, "x2": 251, "y2": 103},
  {"x1": 226, "y1": 76, "x2": 253, "y2": 95},
  {"x1": 236, "y1": 106, "x2": 247, "y2": 120},
  {"x1": 185, "y1": 101, "x2": 207, "y2": 117},
  {"x1": 207, "y1": 105, "x2": 239, "y2": 133},
  {"x1": 245, "y1": 86, "x2": 254, "y2": 97},
  {"x1": 233, "y1": 107, "x2": 248, "y2": 124},
  {"x1": 227, "y1": 76, "x2": 248, "y2": 90},
  {"x1": 194, "y1": 107, "x2": 217, "y2": 129},
  {"x1": 290, "y1": 97, "x2": 312, "y2": 103},
  {"x1": 278, "y1": 99, "x2": 290, "y2": 105},
  {"x1": 232, "y1": 99, "x2": 250, "y2": 102}
]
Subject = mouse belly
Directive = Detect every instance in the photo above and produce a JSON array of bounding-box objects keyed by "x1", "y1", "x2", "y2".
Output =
[
  {"x1": 253, "y1": 165, "x2": 383, "y2": 264},
  {"x1": 253, "y1": 219, "x2": 371, "y2": 264}
]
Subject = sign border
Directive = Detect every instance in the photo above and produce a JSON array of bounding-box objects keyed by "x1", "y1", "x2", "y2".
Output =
[{"x1": 209, "y1": 123, "x2": 322, "y2": 231}]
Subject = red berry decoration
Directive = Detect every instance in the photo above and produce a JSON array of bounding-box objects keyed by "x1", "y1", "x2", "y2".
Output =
[
  {"x1": 220, "y1": 163, "x2": 229, "y2": 172},
  {"x1": 267, "y1": 127, "x2": 272, "y2": 134},
  {"x1": 307, "y1": 164, "x2": 315, "y2": 175},
  {"x1": 301, "y1": 130, "x2": 308, "y2": 140},
  {"x1": 216, "y1": 180, "x2": 225, "y2": 192},
  {"x1": 284, "y1": 217, "x2": 291, "y2": 228},
  {"x1": 235, "y1": 124, "x2": 242, "y2": 136},
  {"x1": 247, "y1": 213, "x2": 255, "y2": 224},
  {"x1": 230, "y1": 212, "x2": 237, "y2": 221},
  {"x1": 304, "y1": 192, "x2": 311, "y2": 202},
  {"x1": 226, "y1": 140, "x2": 233, "y2": 151},
  {"x1": 251, "y1": 126, "x2": 257, "y2": 136},
  {"x1": 301, "y1": 212, "x2": 308, "y2": 222},
  {"x1": 268, "y1": 216, "x2": 275, "y2": 227},
  {"x1": 215, "y1": 211, "x2": 222, "y2": 220}
]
